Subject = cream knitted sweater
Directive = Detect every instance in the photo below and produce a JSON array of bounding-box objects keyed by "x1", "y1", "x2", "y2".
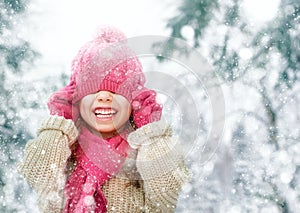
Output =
[{"x1": 19, "y1": 116, "x2": 189, "y2": 213}]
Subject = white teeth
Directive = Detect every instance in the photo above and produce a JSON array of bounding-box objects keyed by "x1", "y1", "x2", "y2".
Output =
[
  {"x1": 96, "y1": 114, "x2": 112, "y2": 118},
  {"x1": 94, "y1": 108, "x2": 116, "y2": 115}
]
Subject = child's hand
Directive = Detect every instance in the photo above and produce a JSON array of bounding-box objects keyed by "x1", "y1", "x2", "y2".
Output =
[
  {"x1": 131, "y1": 89, "x2": 162, "y2": 128},
  {"x1": 48, "y1": 81, "x2": 76, "y2": 120}
]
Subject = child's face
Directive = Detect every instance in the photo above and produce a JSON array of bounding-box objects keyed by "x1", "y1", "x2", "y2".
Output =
[{"x1": 79, "y1": 90, "x2": 131, "y2": 137}]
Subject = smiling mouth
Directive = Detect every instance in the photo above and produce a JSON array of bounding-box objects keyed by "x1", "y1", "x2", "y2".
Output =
[{"x1": 94, "y1": 108, "x2": 117, "y2": 119}]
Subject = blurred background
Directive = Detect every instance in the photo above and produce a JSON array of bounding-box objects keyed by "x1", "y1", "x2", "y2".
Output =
[{"x1": 0, "y1": 0, "x2": 299, "y2": 212}]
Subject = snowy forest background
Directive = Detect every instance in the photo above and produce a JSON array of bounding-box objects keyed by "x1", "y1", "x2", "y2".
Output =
[{"x1": 0, "y1": 0, "x2": 299, "y2": 212}]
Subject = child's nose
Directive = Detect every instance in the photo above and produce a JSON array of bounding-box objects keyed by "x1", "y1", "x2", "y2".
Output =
[{"x1": 96, "y1": 91, "x2": 113, "y2": 102}]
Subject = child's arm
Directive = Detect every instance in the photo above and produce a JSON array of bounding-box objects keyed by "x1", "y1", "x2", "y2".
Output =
[
  {"x1": 18, "y1": 115, "x2": 78, "y2": 211},
  {"x1": 128, "y1": 120, "x2": 190, "y2": 213}
]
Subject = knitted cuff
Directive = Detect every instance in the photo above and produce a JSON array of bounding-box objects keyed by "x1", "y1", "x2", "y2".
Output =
[
  {"x1": 127, "y1": 120, "x2": 186, "y2": 180},
  {"x1": 38, "y1": 115, "x2": 78, "y2": 144},
  {"x1": 136, "y1": 136, "x2": 184, "y2": 180},
  {"x1": 127, "y1": 120, "x2": 172, "y2": 149},
  {"x1": 18, "y1": 129, "x2": 71, "y2": 189}
]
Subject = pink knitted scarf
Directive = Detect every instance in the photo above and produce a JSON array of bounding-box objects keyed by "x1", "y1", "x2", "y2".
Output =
[{"x1": 64, "y1": 125, "x2": 129, "y2": 212}]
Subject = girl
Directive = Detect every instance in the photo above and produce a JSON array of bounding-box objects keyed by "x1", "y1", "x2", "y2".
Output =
[{"x1": 19, "y1": 26, "x2": 189, "y2": 213}]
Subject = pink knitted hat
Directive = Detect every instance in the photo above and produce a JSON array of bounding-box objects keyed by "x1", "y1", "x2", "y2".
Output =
[
  {"x1": 48, "y1": 26, "x2": 162, "y2": 127},
  {"x1": 71, "y1": 27, "x2": 145, "y2": 103}
]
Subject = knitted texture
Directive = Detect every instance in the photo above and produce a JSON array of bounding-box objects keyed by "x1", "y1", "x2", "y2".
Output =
[
  {"x1": 131, "y1": 89, "x2": 162, "y2": 128},
  {"x1": 19, "y1": 116, "x2": 189, "y2": 212},
  {"x1": 102, "y1": 178, "x2": 145, "y2": 212},
  {"x1": 18, "y1": 116, "x2": 78, "y2": 212},
  {"x1": 64, "y1": 125, "x2": 129, "y2": 212},
  {"x1": 47, "y1": 26, "x2": 162, "y2": 127},
  {"x1": 127, "y1": 120, "x2": 190, "y2": 212}
]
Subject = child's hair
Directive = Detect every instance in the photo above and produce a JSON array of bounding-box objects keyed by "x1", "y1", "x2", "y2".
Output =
[{"x1": 47, "y1": 26, "x2": 162, "y2": 128}]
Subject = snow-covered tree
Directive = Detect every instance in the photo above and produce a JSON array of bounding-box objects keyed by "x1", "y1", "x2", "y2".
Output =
[
  {"x1": 0, "y1": 0, "x2": 42, "y2": 211},
  {"x1": 164, "y1": 0, "x2": 300, "y2": 212}
]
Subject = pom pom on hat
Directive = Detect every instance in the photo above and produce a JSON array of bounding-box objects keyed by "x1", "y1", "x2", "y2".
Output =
[
  {"x1": 93, "y1": 25, "x2": 127, "y2": 43},
  {"x1": 48, "y1": 25, "x2": 162, "y2": 127},
  {"x1": 71, "y1": 25, "x2": 145, "y2": 104}
]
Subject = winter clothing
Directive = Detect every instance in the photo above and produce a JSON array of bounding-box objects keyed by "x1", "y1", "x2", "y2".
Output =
[
  {"x1": 47, "y1": 26, "x2": 162, "y2": 125},
  {"x1": 44, "y1": 26, "x2": 164, "y2": 212},
  {"x1": 18, "y1": 116, "x2": 77, "y2": 212},
  {"x1": 64, "y1": 125, "x2": 129, "y2": 212},
  {"x1": 19, "y1": 26, "x2": 189, "y2": 212},
  {"x1": 19, "y1": 116, "x2": 189, "y2": 212}
]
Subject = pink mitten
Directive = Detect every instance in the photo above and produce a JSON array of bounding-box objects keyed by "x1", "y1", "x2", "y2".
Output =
[
  {"x1": 131, "y1": 89, "x2": 162, "y2": 128},
  {"x1": 47, "y1": 81, "x2": 78, "y2": 120}
]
